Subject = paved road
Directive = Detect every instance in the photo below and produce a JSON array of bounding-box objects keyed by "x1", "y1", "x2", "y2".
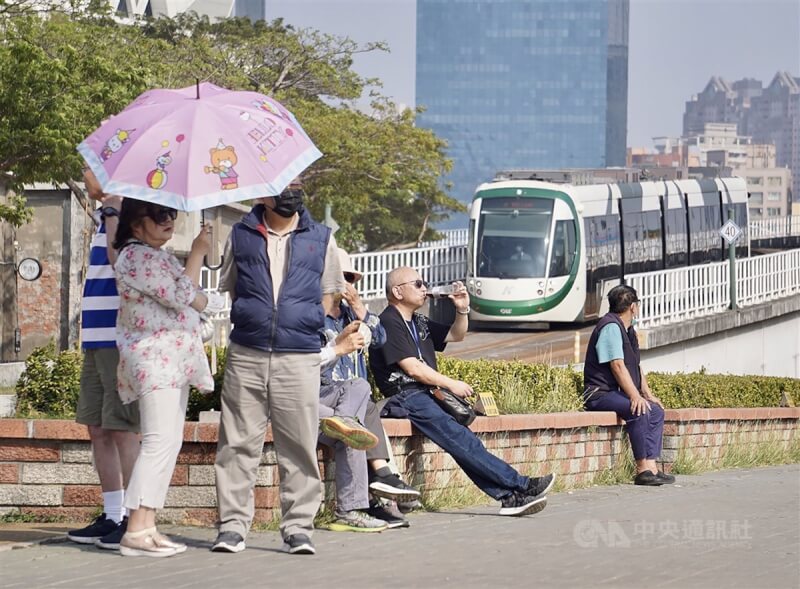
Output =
[{"x1": 2, "y1": 465, "x2": 798, "y2": 588}]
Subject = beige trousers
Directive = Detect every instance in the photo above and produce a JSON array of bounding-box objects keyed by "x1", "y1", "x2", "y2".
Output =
[
  {"x1": 215, "y1": 343, "x2": 322, "y2": 540},
  {"x1": 124, "y1": 387, "x2": 187, "y2": 510}
]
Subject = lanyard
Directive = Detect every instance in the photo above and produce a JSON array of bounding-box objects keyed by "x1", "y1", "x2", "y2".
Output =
[{"x1": 404, "y1": 317, "x2": 423, "y2": 361}]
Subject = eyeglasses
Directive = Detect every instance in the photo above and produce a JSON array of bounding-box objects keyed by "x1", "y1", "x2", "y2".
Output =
[
  {"x1": 343, "y1": 272, "x2": 358, "y2": 284},
  {"x1": 396, "y1": 279, "x2": 428, "y2": 290},
  {"x1": 148, "y1": 207, "x2": 178, "y2": 225}
]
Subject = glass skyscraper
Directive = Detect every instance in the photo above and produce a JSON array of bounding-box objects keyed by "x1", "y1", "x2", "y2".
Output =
[{"x1": 416, "y1": 0, "x2": 629, "y2": 203}]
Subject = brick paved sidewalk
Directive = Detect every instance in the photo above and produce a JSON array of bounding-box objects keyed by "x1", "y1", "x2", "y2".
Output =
[{"x1": 1, "y1": 464, "x2": 798, "y2": 589}]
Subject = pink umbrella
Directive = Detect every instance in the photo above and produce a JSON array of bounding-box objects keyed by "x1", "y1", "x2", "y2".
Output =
[{"x1": 77, "y1": 82, "x2": 322, "y2": 211}]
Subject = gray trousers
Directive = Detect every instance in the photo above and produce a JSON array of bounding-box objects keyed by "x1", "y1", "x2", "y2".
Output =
[
  {"x1": 215, "y1": 343, "x2": 322, "y2": 540},
  {"x1": 318, "y1": 379, "x2": 371, "y2": 512},
  {"x1": 364, "y1": 400, "x2": 390, "y2": 462}
]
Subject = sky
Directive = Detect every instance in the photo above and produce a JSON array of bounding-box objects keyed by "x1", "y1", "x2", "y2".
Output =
[{"x1": 265, "y1": 0, "x2": 800, "y2": 148}]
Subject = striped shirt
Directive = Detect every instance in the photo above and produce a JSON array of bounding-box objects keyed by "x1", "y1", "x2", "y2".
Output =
[{"x1": 81, "y1": 220, "x2": 119, "y2": 349}]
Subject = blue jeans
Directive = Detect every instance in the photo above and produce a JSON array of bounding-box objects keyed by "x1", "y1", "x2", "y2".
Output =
[
  {"x1": 585, "y1": 389, "x2": 665, "y2": 460},
  {"x1": 386, "y1": 389, "x2": 529, "y2": 500}
]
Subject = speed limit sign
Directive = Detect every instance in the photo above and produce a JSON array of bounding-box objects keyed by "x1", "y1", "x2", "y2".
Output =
[{"x1": 719, "y1": 219, "x2": 742, "y2": 245}]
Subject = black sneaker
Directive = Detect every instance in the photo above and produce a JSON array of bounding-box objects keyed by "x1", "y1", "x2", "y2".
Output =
[
  {"x1": 526, "y1": 473, "x2": 556, "y2": 499},
  {"x1": 366, "y1": 501, "x2": 410, "y2": 529},
  {"x1": 211, "y1": 531, "x2": 246, "y2": 553},
  {"x1": 634, "y1": 471, "x2": 665, "y2": 486},
  {"x1": 498, "y1": 493, "x2": 548, "y2": 517},
  {"x1": 282, "y1": 533, "x2": 316, "y2": 555},
  {"x1": 67, "y1": 513, "x2": 118, "y2": 544},
  {"x1": 656, "y1": 470, "x2": 675, "y2": 484},
  {"x1": 396, "y1": 499, "x2": 423, "y2": 514},
  {"x1": 369, "y1": 473, "x2": 421, "y2": 502},
  {"x1": 95, "y1": 516, "x2": 128, "y2": 550}
]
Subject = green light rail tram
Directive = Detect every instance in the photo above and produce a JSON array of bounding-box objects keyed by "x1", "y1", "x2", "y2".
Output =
[{"x1": 465, "y1": 176, "x2": 749, "y2": 327}]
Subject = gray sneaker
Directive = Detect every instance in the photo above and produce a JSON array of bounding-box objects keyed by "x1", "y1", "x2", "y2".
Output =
[
  {"x1": 211, "y1": 531, "x2": 245, "y2": 553},
  {"x1": 326, "y1": 510, "x2": 388, "y2": 533}
]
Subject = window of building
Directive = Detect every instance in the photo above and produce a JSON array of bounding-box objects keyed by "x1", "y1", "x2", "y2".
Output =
[
  {"x1": 767, "y1": 176, "x2": 782, "y2": 186},
  {"x1": 767, "y1": 208, "x2": 781, "y2": 217},
  {"x1": 747, "y1": 177, "x2": 763, "y2": 186},
  {"x1": 768, "y1": 192, "x2": 782, "y2": 201},
  {"x1": 750, "y1": 192, "x2": 763, "y2": 202}
]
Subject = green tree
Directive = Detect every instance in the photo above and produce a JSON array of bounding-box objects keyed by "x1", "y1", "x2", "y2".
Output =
[
  {"x1": 1, "y1": 10, "x2": 462, "y2": 246},
  {"x1": 140, "y1": 14, "x2": 462, "y2": 250}
]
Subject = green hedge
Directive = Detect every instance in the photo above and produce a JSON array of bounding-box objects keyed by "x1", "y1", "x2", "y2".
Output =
[
  {"x1": 436, "y1": 356, "x2": 585, "y2": 414},
  {"x1": 13, "y1": 344, "x2": 800, "y2": 419},
  {"x1": 646, "y1": 370, "x2": 800, "y2": 409},
  {"x1": 15, "y1": 342, "x2": 82, "y2": 418}
]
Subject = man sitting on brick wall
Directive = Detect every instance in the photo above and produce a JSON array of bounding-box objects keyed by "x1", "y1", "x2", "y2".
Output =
[
  {"x1": 318, "y1": 249, "x2": 422, "y2": 530},
  {"x1": 369, "y1": 266, "x2": 555, "y2": 517},
  {"x1": 583, "y1": 284, "x2": 676, "y2": 486}
]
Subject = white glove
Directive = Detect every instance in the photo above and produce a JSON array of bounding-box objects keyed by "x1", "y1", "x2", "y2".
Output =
[{"x1": 204, "y1": 292, "x2": 227, "y2": 314}]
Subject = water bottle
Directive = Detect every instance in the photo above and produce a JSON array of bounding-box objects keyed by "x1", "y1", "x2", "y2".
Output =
[{"x1": 427, "y1": 284, "x2": 456, "y2": 299}]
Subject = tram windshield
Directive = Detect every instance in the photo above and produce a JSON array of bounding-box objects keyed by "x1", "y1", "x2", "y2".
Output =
[{"x1": 476, "y1": 198, "x2": 554, "y2": 278}]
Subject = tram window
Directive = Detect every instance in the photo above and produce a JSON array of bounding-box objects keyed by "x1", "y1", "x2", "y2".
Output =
[
  {"x1": 644, "y1": 210, "x2": 662, "y2": 271},
  {"x1": 665, "y1": 208, "x2": 688, "y2": 267},
  {"x1": 550, "y1": 220, "x2": 576, "y2": 277},
  {"x1": 622, "y1": 211, "x2": 646, "y2": 268},
  {"x1": 475, "y1": 199, "x2": 554, "y2": 278}
]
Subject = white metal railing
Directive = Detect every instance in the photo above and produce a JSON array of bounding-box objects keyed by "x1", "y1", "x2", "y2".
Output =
[
  {"x1": 418, "y1": 228, "x2": 469, "y2": 248},
  {"x1": 749, "y1": 216, "x2": 800, "y2": 240},
  {"x1": 351, "y1": 242, "x2": 468, "y2": 300},
  {"x1": 737, "y1": 248, "x2": 800, "y2": 306},
  {"x1": 628, "y1": 248, "x2": 800, "y2": 329}
]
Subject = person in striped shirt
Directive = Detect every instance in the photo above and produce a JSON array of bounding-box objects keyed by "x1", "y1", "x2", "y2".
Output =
[{"x1": 67, "y1": 169, "x2": 140, "y2": 550}]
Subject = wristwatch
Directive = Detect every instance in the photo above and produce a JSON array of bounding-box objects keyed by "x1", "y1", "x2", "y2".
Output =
[
  {"x1": 456, "y1": 306, "x2": 471, "y2": 315},
  {"x1": 100, "y1": 206, "x2": 119, "y2": 221}
]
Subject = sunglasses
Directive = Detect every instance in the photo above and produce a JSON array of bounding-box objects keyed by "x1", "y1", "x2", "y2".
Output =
[
  {"x1": 343, "y1": 272, "x2": 358, "y2": 284},
  {"x1": 397, "y1": 279, "x2": 428, "y2": 290},
  {"x1": 148, "y1": 207, "x2": 178, "y2": 225}
]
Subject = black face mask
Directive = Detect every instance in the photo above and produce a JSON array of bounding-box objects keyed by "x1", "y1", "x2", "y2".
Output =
[{"x1": 272, "y1": 188, "x2": 305, "y2": 218}]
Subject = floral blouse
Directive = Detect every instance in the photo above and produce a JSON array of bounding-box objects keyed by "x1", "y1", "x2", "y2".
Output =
[{"x1": 115, "y1": 242, "x2": 213, "y2": 404}]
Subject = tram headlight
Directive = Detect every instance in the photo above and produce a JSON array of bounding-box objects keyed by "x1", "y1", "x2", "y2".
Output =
[{"x1": 476, "y1": 281, "x2": 482, "y2": 288}]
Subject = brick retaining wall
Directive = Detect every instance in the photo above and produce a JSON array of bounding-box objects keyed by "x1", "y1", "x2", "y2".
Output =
[{"x1": 0, "y1": 409, "x2": 797, "y2": 525}]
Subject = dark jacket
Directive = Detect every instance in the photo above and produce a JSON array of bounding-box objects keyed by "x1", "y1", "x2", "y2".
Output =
[
  {"x1": 583, "y1": 312, "x2": 641, "y2": 399},
  {"x1": 229, "y1": 205, "x2": 331, "y2": 352}
]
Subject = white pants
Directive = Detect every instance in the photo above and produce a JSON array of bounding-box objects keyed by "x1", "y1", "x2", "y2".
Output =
[{"x1": 124, "y1": 387, "x2": 188, "y2": 511}]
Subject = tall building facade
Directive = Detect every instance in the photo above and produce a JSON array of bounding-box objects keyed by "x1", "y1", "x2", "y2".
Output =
[
  {"x1": 748, "y1": 73, "x2": 800, "y2": 203},
  {"x1": 416, "y1": 0, "x2": 629, "y2": 203},
  {"x1": 683, "y1": 72, "x2": 799, "y2": 203}
]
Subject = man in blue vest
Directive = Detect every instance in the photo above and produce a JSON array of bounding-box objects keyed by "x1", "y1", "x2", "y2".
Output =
[
  {"x1": 212, "y1": 180, "x2": 344, "y2": 555},
  {"x1": 583, "y1": 285, "x2": 675, "y2": 486}
]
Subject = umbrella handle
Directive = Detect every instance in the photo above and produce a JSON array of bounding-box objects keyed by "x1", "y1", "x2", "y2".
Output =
[
  {"x1": 204, "y1": 254, "x2": 224, "y2": 271},
  {"x1": 200, "y1": 208, "x2": 223, "y2": 270}
]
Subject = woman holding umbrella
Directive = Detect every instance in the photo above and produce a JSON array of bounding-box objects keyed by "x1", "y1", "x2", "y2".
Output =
[{"x1": 112, "y1": 201, "x2": 214, "y2": 557}]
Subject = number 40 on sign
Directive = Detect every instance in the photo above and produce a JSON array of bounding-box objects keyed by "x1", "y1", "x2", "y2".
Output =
[{"x1": 719, "y1": 219, "x2": 742, "y2": 245}]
